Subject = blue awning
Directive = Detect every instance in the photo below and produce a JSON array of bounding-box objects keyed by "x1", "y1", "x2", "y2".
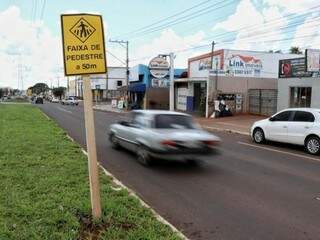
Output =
[{"x1": 129, "y1": 83, "x2": 146, "y2": 92}]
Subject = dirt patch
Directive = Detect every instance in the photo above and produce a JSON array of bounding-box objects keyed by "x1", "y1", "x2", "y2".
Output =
[{"x1": 77, "y1": 213, "x2": 135, "y2": 240}]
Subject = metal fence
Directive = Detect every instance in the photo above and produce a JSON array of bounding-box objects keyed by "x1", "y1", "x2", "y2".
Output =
[{"x1": 249, "y1": 89, "x2": 277, "y2": 116}]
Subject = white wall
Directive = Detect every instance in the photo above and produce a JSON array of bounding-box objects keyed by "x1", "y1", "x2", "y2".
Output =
[
  {"x1": 277, "y1": 77, "x2": 320, "y2": 111},
  {"x1": 107, "y1": 67, "x2": 127, "y2": 90},
  {"x1": 189, "y1": 49, "x2": 301, "y2": 79}
]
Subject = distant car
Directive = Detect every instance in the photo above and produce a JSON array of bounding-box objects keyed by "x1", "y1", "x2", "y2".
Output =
[
  {"x1": 51, "y1": 97, "x2": 60, "y2": 103},
  {"x1": 251, "y1": 108, "x2": 320, "y2": 155},
  {"x1": 61, "y1": 97, "x2": 79, "y2": 105},
  {"x1": 109, "y1": 110, "x2": 221, "y2": 166},
  {"x1": 35, "y1": 97, "x2": 44, "y2": 104}
]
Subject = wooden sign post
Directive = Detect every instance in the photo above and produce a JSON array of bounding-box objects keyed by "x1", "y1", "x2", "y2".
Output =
[{"x1": 61, "y1": 14, "x2": 107, "y2": 219}]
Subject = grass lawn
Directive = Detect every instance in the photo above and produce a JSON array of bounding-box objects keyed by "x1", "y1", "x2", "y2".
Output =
[{"x1": 0, "y1": 104, "x2": 181, "y2": 240}]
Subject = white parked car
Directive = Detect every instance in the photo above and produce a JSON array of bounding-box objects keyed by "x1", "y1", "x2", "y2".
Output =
[
  {"x1": 51, "y1": 97, "x2": 60, "y2": 103},
  {"x1": 61, "y1": 97, "x2": 79, "y2": 105},
  {"x1": 109, "y1": 110, "x2": 221, "y2": 166},
  {"x1": 251, "y1": 108, "x2": 320, "y2": 155}
]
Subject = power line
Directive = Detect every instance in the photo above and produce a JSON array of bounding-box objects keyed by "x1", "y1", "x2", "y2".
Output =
[
  {"x1": 202, "y1": 4, "x2": 320, "y2": 43},
  {"x1": 126, "y1": 0, "x2": 238, "y2": 40},
  {"x1": 114, "y1": 0, "x2": 215, "y2": 39},
  {"x1": 40, "y1": 0, "x2": 47, "y2": 22},
  {"x1": 106, "y1": 50, "x2": 126, "y2": 65}
]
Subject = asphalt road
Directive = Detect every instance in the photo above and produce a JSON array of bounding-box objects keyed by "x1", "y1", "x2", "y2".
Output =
[{"x1": 39, "y1": 103, "x2": 320, "y2": 240}]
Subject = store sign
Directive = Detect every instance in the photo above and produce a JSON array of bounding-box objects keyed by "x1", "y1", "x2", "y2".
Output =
[
  {"x1": 151, "y1": 78, "x2": 169, "y2": 88},
  {"x1": 177, "y1": 87, "x2": 188, "y2": 111},
  {"x1": 198, "y1": 56, "x2": 221, "y2": 71},
  {"x1": 305, "y1": 49, "x2": 320, "y2": 72},
  {"x1": 225, "y1": 54, "x2": 262, "y2": 77},
  {"x1": 279, "y1": 58, "x2": 312, "y2": 78},
  {"x1": 61, "y1": 14, "x2": 107, "y2": 76},
  {"x1": 149, "y1": 57, "x2": 169, "y2": 79}
]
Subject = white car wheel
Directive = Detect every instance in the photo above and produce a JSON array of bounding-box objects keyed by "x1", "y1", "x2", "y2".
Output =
[
  {"x1": 253, "y1": 128, "x2": 265, "y2": 144},
  {"x1": 306, "y1": 136, "x2": 320, "y2": 155}
]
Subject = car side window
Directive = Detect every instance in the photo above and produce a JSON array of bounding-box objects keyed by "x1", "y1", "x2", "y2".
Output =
[
  {"x1": 272, "y1": 111, "x2": 293, "y2": 121},
  {"x1": 293, "y1": 111, "x2": 315, "y2": 122},
  {"x1": 132, "y1": 114, "x2": 146, "y2": 128}
]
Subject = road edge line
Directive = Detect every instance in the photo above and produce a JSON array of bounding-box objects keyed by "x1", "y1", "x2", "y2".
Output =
[{"x1": 203, "y1": 126, "x2": 250, "y2": 136}]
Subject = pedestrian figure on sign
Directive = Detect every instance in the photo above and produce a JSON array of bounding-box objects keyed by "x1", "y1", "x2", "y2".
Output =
[{"x1": 77, "y1": 21, "x2": 90, "y2": 38}]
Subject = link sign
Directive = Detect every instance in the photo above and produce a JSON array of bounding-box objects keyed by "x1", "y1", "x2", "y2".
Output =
[{"x1": 61, "y1": 14, "x2": 107, "y2": 76}]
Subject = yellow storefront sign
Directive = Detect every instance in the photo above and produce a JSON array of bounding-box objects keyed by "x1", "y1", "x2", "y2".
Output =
[{"x1": 61, "y1": 14, "x2": 107, "y2": 76}]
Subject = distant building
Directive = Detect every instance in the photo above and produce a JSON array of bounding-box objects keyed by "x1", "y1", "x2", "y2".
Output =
[
  {"x1": 129, "y1": 64, "x2": 186, "y2": 109},
  {"x1": 68, "y1": 67, "x2": 126, "y2": 101}
]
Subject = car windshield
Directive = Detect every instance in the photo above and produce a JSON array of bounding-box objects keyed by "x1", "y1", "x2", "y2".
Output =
[{"x1": 154, "y1": 114, "x2": 196, "y2": 129}]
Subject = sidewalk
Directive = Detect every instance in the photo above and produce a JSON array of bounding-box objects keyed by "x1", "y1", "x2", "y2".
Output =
[
  {"x1": 92, "y1": 103, "x2": 264, "y2": 136},
  {"x1": 197, "y1": 114, "x2": 266, "y2": 136},
  {"x1": 93, "y1": 103, "x2": 127, "y2": 113}
]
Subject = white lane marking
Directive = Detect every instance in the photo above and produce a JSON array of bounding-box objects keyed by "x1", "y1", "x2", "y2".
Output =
[
  {"x1": 238, "y1": 141, "x2": 320, "y2": 163},
  {"x1": 57, "y1": 106, "x2": 72, "y2": 114}
]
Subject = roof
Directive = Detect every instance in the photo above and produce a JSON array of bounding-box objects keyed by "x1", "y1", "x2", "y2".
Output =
[
  {"x1": 283, "y1": 108, "x2": 320, "y2": 112},
  {"x1": 132, "y1": 110, "x2": 190, "y2": 116}
]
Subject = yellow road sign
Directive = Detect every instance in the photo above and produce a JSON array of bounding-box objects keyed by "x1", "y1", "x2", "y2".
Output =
[{"x1": 61, "y1": 14, "x2": 107, "y2": 76}]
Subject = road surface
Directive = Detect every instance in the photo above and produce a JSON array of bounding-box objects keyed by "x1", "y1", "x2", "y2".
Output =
[{"x1": 39, "y1": 103, "x2": 320, "y2": 240}]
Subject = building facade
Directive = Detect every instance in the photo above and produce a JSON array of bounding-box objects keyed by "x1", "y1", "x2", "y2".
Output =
[
  {"x1": 69, "y1": 67, "x2": 126, "y2": 101},
  {"x1": 277, "y1": 54, "x2": 320, "y2": 111},
  {"x1": 129, "y1": 64, "x2": 186, "y2": 109},
  {"x1": 175, "y1": 49, "x2": 300, "y2": 117}
]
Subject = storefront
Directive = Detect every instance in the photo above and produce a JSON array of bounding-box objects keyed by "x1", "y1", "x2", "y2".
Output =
[
  {"x1": 177, "y1": 49, "x2": 300, "y2": 117},
  {"x1": 277, "y1": 51, "x2": 320, "y2": 111}
]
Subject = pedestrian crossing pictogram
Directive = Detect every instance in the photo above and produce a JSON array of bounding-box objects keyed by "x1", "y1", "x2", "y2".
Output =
[{"x1": 70, "y1": 18, "x2": 96, "y2": 43}]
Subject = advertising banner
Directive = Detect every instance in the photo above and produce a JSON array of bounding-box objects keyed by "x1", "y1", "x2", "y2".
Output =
[
  {"x1": 279, "y1": 58, "x2": 312, "y2": 78},
  {"x1": 305, "y1": 49, "x2": 320, "y2": 72}
]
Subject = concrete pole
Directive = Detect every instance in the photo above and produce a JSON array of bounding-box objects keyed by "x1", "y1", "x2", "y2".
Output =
[
  {"x1": 169, "y1": 52, "x2": 175, "y2": 111},
  {"x1": 206, "y1": 41, "x2": 215, "y2": 118}
]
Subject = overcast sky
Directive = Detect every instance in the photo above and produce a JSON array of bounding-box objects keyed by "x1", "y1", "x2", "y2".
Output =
[{"x1": 0, "y1": 0, "x2": 319, "y2": 89}]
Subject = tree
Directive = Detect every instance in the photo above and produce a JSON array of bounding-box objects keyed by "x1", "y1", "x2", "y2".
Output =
[
  {"x1": 289, "y1": 46, "x2": 302, "y2": 54},
  {"x1": 52, "y1": 87, "x2": 66, "y2": 99},
  {"x1": 32, "y1": 83, "x2": 49, "y2": 95}
]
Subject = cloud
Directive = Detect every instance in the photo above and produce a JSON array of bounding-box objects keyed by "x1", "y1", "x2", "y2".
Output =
[
  {"x1": 0, "y1": 6, "x2": 63, "y2": 89},
  {"x1": 291, "y1": 13, "x2": 320, "y2": 49},
  {"x1": 263, "y1": 0, "x2": 319, "y2": 14},
  {"x1": 213, "y1": 0, "x2": 288, "y2": 51},
  {"x1": 131, "y1": 29, "x2": 206, "y2": 68}
]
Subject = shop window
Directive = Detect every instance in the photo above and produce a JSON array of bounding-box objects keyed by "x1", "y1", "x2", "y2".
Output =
[{"x1": 290, "y1": 87, "x2": 312, "y2": 108}]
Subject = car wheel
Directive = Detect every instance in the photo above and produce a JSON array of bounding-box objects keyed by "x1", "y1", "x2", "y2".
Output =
[
  {"x1": 109, "y1": 134, "x2": 120, "y2": 149},
  {"x1": 305, "y1": 136, "x2": 320, "y2": 155},
  {"x1": 253, "y1": 128, "x2": 265, "y2": 144},
  {"x1": 137, "y1": 145, "x2": 152, "y2": 166}
]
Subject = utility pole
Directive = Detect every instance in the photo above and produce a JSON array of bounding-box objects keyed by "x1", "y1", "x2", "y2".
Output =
[
  {"x1": 157, "y1": 53, "x2": 175, "y2": 111},
  {"x1": 169, "y1": 52, "x2": 175, "y2": 111},
  {"x1": 206, "y1": 41, "x2": 215, "y2": 118},
  {"x1": 109, "y1": 39, "x2": 129, "y2": 110}
]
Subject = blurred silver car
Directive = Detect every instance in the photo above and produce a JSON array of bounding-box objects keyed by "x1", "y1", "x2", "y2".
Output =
[{"x1": 109, "y1": 110, "x2": 221, "y2": 166}]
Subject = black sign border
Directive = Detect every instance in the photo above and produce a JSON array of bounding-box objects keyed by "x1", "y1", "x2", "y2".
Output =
[{"x1": 61, "y1": 13, "x2": 107, "y2": 76}]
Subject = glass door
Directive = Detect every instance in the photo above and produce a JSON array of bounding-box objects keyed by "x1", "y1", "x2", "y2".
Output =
[{"x1": 290, "y1": 87, "x2": 312, "y2": 108}]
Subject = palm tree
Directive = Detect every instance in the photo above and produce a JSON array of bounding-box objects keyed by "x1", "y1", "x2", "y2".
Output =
[{"x1": 289, "y1": 46, "x2": 302, "y2": 54}]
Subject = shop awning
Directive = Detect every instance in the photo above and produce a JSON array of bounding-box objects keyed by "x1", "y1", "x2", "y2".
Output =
[{"x1": 129, "y1": 83, "x2": 146, "y2": 92}]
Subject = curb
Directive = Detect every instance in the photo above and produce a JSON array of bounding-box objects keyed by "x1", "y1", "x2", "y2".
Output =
[
  {"x1": 93, "y1": 106, "x2": 127, "y2": 114},
  {"x1": 80, "y1": 145, "x2": 189, "y2": 240},
  {"x1": 41, "y1": 110, "x2": 189, "y2": 240},
  {"x1": 202, "y1": 126, "x2": 250, "y2": 136}
]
